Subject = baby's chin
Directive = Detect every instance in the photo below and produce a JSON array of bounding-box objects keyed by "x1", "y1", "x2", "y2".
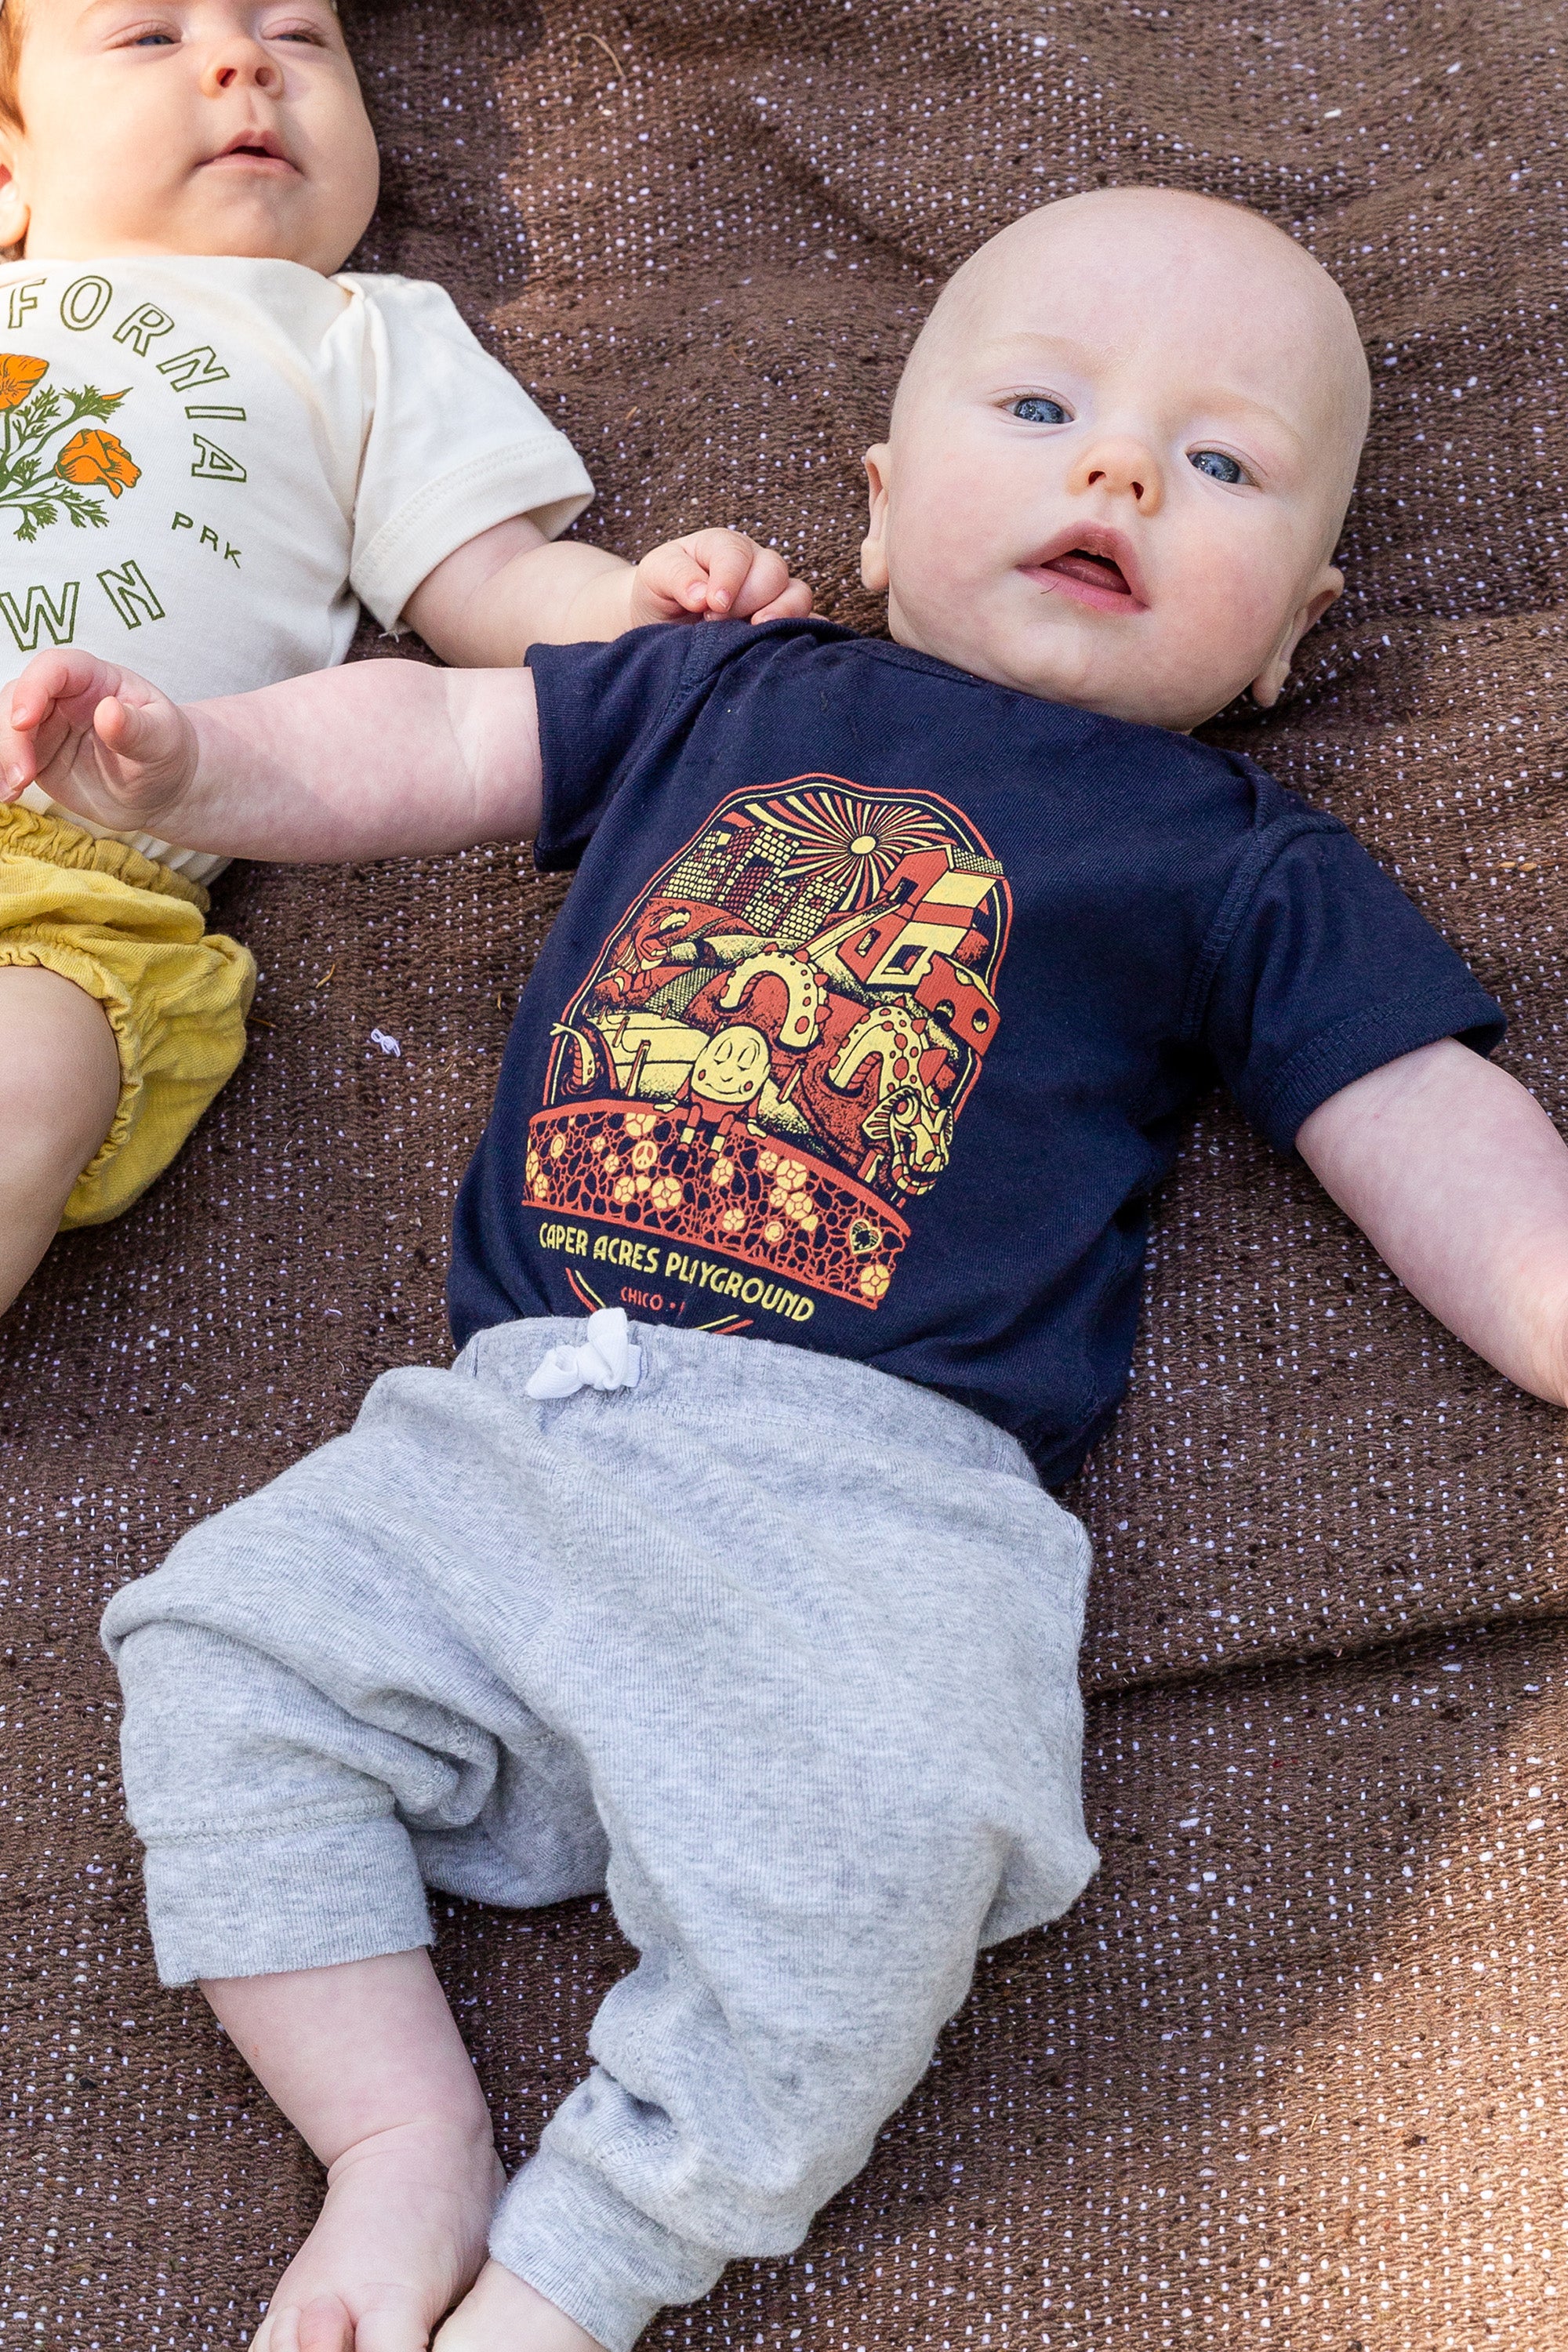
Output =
[
  {"x1": 151, "y1": 180, "x2": 358, "y2": 273},
  {"x1": 886, "y1": 590, "x2": 1212, "y2": 730}
]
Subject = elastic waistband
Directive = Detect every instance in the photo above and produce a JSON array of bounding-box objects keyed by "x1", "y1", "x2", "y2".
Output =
[
  {"x1": 0, "y1": 801, "x2": 209, "y2": 910},
  {"x1": 463, "y1": 1313, "x2": 1033, "y2": 1483}
]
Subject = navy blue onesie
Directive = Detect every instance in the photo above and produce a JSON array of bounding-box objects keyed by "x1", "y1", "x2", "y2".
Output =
[{"x1": 451, "y1": 619, "x2": 1501, "y2": 1483}]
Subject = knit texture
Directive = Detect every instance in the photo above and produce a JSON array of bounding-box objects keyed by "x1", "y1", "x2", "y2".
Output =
[{"x1": 2, "y1": 2, "x2": 1565, "y2": 2345}]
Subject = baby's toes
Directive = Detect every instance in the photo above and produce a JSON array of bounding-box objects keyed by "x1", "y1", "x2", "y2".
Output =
[
  {"x1": 342, "y1": 2288, "x2": 447, "y2": 2352},
  {"x1": 299, "y1": 2294, "x2": 359, "y2": 2351},
  {"x1": 249, "y1": 2292, "x2": 357, "y2": 2352}
]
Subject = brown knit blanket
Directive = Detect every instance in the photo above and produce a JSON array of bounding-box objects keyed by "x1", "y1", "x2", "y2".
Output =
[{"x1": 2, "y1": 4, "x2": 1565, "y2": 2344}]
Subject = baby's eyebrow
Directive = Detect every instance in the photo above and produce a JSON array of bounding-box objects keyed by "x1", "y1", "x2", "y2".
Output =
[
  {"x1": 71, "y1": 0, "x2": 182, "y2": 23},
  {"x1": 1189, "y1": 386, "x2": 1308, "y2": 452},
  {"x1": 976, "y1": 328, "x2": 1108, "y2": 377},
  {"x1": 65, "y1": 0, "x2": 341, "y2": 17}
]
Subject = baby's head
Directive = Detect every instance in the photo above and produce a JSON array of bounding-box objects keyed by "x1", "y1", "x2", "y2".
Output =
[
  {"x1": 861, "y1": 188, "x2": 1370, "y2": 733},
  {"x1": 0, "y1": 0, "x2": 379, "y2": 274}
]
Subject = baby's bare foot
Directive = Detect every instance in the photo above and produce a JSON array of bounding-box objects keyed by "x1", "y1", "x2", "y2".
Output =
[
  {"x1": 250, "y1": 2117, "x2": 505, "y2": 2352},
  {"x1": 432, "y1": 2259, "x2": 605, "y2": 2352}
]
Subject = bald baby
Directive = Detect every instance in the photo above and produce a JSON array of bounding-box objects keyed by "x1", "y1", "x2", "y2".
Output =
[
  {"x1": 861, "y1": 187, "x2": 1371, "y2": 732},
  {"x1": 13, "y1": 172, "x2": 1566, "y2": 2352}
]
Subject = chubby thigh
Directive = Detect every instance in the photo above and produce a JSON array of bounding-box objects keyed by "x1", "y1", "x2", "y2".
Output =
[
  {"x1": 0, "y1": 802, "x2": 254, "y2": 1228},
  {"x1": 103, "y1": 1320, "x2": 1098, "y2": 2341}
]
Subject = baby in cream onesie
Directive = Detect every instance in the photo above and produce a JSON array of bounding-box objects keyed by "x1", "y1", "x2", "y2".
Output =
[{"x1": 0, "y1": 0, "x2": 806, "y2": 1315}]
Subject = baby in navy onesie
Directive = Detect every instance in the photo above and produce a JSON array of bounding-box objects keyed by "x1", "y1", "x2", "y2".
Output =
[{"x1": 13, "y1": 189, "x2": 1563, "y2": 2352}]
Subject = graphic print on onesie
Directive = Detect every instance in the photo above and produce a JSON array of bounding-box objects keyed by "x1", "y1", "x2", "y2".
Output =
[
  {"x1": 0, "y1": 256, "x2": 590, "y2": 873},
  {"x1": 528, "y1": 775, "x2": 1012, "y2": 1327}
]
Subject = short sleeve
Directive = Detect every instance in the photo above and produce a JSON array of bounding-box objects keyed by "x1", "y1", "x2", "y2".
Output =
[
  {"x1": 1196, "y1": 818, "x2": 1505, "y2": 1152},
  {"x1": 339, "y1": 274, "x2": 594, "y2": 630},
  {"x1": 528, "y1": 626, "x2": 716, "y2": 870}
]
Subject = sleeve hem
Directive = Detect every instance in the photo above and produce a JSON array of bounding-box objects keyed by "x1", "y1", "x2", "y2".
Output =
[
  {"x1": 1247, "y1": 978, "x2": 1507, "y2": 1153},
  {"x1": 490, "y1": 2137, "x2": 726, "y2": 2352},
  {"x1": 528, "y1": 641, "x2": 583, "y2": 872},
  {"x1": 351, "y1": 439, "x2": 595, "y2": 631}
]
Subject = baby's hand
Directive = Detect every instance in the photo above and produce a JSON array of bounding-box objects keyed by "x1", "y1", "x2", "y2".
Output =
[
  {"x1": 630, "y1": 529, "x2": 813, "y2": 628},
  {"x1": 0, "y1": 651, "x2": 198, "y2": 832}
]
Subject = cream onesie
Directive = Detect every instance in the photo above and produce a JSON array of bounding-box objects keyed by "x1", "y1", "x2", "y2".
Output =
[
  {"x1": 0, "y1": 253, "x2": 593, "y2": 875},
  {"x1": 0, "y1": 252, "x2": 591, "y2": 1229}
]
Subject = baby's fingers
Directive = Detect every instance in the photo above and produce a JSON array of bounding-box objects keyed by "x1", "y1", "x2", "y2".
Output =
[
  {"x1": 627, "y1": 543, "x2": 716, "y2": 625},
  {"x1": 0, "y1": 678, "x2": 67, "y2": 799},
  {"x1": 746, "y1": 577, "x2": 815, "y2": 624},
  {"x1": 718, "y1": 542, "x2": 812, "y2": 622},
  {"x1": 94, "y1": 691, "x2": 168, "y2": 765},
  {"x1": 85, "y1": 688, "x2": 198, "y2": 817},
  {"x1": 7, "y1": 648, "x2": 122, "y2": 735},
  {"x1": 684, "y1": 528, "x2": 760, "y2": 617},
  {"x1": 630, "y1": 532, "x2": 809, "y2": 627}
]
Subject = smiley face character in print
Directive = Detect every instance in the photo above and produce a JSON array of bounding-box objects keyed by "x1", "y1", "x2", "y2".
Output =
[{"x1": 528, "y1": 778, "x2": 1011, "y2": 1310}]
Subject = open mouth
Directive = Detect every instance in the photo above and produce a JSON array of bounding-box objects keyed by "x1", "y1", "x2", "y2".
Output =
[
  {"x1": 1021, "y1": 525, "x2": 1148, "y2": 614},
  {"x1": 1046, "y1": 547, "x2": 1133, "y2": 597},
  {"x1": 204, "y1": 130, "x2": 296, "y2": 171}
]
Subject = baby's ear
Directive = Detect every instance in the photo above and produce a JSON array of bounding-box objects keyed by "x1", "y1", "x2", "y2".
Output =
[
  {"x1": 1249, "y1": 568, "x2": 1343, "y2": 709},
  {"x1": 860, "y1": 444, "x2": 892, "y2": 593},
  {"x1": 0, "y1": 142, "x2": 29, "y2": 257}
]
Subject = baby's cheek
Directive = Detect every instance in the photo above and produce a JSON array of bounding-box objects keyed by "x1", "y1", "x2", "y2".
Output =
[
  {"x1": 893, "y1": 509, "x2": 995, "y2": 623},
  {"x1": 900, "y1": 423, "x2": 1018, "y2": 556},
  {"x1": 1136, "y1": 563, "x2": 1269, "y2": 722},
  {"x1": 1182, "y1": 539, "x2": 1285, "y2": 661}
]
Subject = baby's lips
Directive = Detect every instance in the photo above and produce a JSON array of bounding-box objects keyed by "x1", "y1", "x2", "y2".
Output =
[
  {"x1": 1047, "y1": 550, "x2": 1135, "y2": 595},
  {"x1": 1024, "y1": 520, "x2": 1152, "y2": 608}
]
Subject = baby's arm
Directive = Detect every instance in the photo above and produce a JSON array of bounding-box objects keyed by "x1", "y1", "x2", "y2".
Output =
[
  {"x1": 0, "y1": 651, "x2": 544, "y2": 865},
  {"x1": 404, "y1": 517, "x2": 811, "y2": 666},
  {"x1": 1298, "y1": 1037, "x2": 1568, "y2": 1404}
]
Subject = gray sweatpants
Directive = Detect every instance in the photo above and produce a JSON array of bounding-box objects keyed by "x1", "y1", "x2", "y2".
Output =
[{"x1": 102, "y1": 1317, "x2": 1097, "y2": 2352}]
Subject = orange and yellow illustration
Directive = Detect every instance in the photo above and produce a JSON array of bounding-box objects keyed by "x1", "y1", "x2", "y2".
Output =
[
  {"x1": 528, "y1": 778, "x2": 1011, "y2": 1310},
  {"x1": 0, "y1": 353, "x2": 140, "y2": 543}
]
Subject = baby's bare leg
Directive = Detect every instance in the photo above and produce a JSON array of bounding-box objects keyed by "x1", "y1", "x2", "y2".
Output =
[
  {"x1": 0, "y1": 966, "x2": 119, "y2": 1312},
  {"x1": 206, "y1": 1948, "x2": 553, "y2": 2352}
]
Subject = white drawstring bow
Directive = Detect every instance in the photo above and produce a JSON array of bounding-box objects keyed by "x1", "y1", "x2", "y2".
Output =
[{"x1": 524, "y1": 1307, "x2": 644, "y2": 1401}]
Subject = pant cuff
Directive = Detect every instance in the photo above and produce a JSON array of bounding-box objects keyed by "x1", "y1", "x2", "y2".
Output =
[
  {"x1": 489, "y1": 2140, "x2": 726, "y2": 2352},
  {"x1": 141, "y1": 1812, "x2": 433, "y2": 1985}
]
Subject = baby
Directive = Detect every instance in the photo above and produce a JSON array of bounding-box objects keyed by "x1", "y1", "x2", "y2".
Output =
[
  {"x1": 12, "y1": 188, "x2": 1568, "y2": 2352},
  {"x1": 0, "y1": 0, "x2": 805, "y2": 1316}
]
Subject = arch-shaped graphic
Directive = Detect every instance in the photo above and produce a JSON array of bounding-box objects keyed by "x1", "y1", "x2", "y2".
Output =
[{"x1": 528, "y1": 776, "x2": 1011, "y2": 1310}]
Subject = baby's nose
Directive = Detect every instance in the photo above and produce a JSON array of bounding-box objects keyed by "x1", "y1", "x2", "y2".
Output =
[
  {"x1": 206, "y1": 44, "x2": 284, "y2": 97},
  {"x1": 1068, "y1": 437, "x2": 1164, "y2": 514}
]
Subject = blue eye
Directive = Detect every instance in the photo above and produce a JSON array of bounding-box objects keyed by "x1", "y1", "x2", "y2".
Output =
[
  {"x1": 1010, "y1": 395, "x2": 1069, "y2": 426},
  {"x1": 1190, "y1": 448, "x2": 1247, "y2": 485}
]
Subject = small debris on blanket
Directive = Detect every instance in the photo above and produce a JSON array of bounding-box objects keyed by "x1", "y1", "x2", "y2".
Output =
[{"x1": 369, "y1": 1029, "x2": 401, "y2": 1056}]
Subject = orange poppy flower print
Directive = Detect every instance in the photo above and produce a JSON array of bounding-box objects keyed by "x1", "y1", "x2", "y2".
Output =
[
  {"x1": 54, "y1": 429, "x2": 140, "y2": 497},
  {"x1": 0, "y1": 354, "x2": 48, "y2": 412},
  {"x1": 0, "y1": 366, "x2": 137, "y2": 539}
]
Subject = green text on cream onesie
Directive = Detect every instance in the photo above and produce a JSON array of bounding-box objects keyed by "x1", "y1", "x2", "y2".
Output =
[{"x1": 0, "y1": 255, "x2": 592, "y2": 876}]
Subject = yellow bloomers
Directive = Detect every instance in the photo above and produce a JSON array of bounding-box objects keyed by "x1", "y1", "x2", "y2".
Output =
[{"x1": 0, "y1": 804, "x2": 254, "y2": 1228}]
